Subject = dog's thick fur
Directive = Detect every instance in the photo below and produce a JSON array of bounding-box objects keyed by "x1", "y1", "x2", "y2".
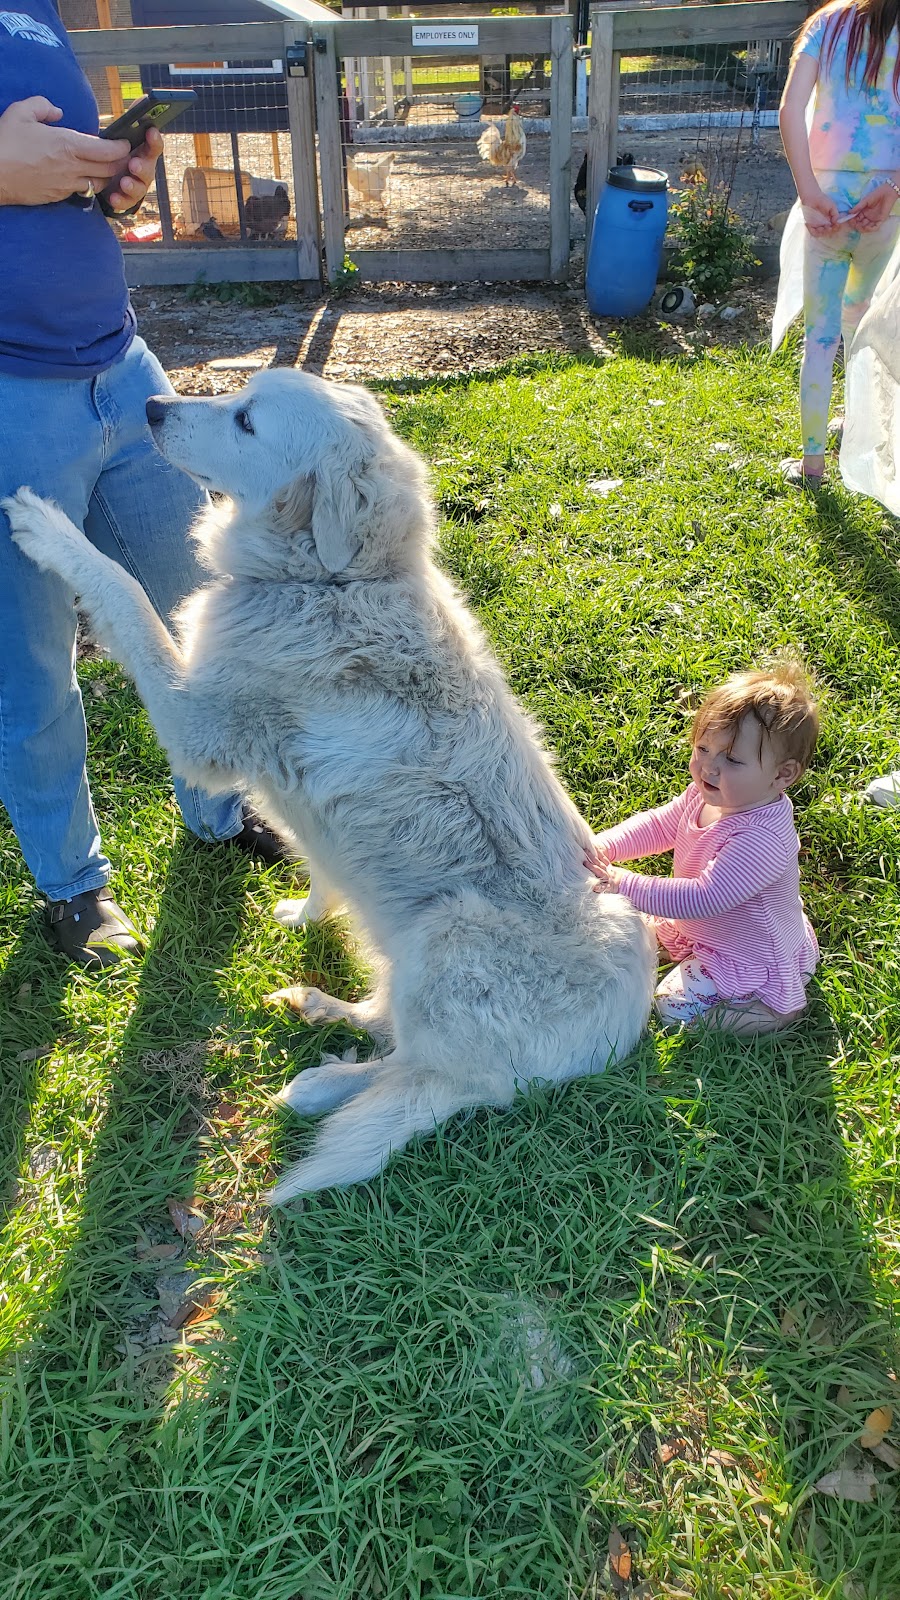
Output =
[{"x1": 4, "y1": 371, "x2": 655, "y2": 1202}]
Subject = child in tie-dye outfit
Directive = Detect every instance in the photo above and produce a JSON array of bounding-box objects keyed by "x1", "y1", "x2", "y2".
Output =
[{"x1": 779, "y1": 0, "x2": 900, "y2": 486}]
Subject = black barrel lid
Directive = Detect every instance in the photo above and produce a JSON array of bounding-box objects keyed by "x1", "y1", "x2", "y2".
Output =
[{"x1": 606, "y1": 164, "x2": 668, "y2": 192}]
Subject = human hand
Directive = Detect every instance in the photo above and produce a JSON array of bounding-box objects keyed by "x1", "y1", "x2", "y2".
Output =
[
  {"x1": 799, "y1": 188, "x2": 841, "y2": 237},
  {"x1": 845, "y1": 182, "x2": 899, "y2": 233},
  {"x1": 99, "y1": 125, "x2": 163, "y2": 213},
  {"x1": 0, "y1": 97, "x2": 131, "y2": 206},
  {"x1": 590, "y1": 862, "x2": 623, "y2": 892},
  {"x1": 584, "y1": 843, "x2": 621, "y2": 891}
]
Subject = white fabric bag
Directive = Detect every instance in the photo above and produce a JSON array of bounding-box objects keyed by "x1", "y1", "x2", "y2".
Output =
[
  {"x1": 770, "y1": 88, "x2": 815, "y2": 354},
  {"x1": 771, "y1": 200, "x2": 807, "y2": 353},
  {"x1": 840, "y1": 230, "x2": 900, "y2": 512}
]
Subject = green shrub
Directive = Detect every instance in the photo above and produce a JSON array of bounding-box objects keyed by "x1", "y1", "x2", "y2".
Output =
[{"x1": 668, "y1": 166, "x2": 759, "y2": 299}]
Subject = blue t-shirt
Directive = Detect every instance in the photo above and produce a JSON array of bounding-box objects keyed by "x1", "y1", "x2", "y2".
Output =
[{"x1": 0, "y1": 0, "x2": 135, "y2": 377}]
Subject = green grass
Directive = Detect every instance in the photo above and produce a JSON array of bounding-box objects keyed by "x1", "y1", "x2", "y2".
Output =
[{"x1": 2, "y1": 340, "x2": 900, "y2": 1600}]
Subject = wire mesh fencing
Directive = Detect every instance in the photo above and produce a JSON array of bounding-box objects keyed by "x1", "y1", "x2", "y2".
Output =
[
  {"x1": 337, "y1": 45, "x2": 556, "y2": 258},
  {"x1": 71, "y1": 4, "x2": 807, "y2": 285},
  {"x1": 71, "y1": 24, "x2": 314, "y2": 267},
  {"x1": 613, "y1": 35, "x2": 794, "y2": 241}
]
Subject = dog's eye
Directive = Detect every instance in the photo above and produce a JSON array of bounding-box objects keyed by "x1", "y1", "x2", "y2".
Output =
[{"x1": 236, "y1": 408, "x2": 255, "y2": 436}]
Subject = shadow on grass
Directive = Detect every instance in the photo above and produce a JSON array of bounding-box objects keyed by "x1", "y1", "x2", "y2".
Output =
[
  {"x1": 42, "y1": 994, "x2": 887, "y2": 1600},
  {"x1": 814, "y1": 484, "x2": 900, "y2": 646},
  {"x1": 2, "y1": 928, "x2": 897, "y2": 1598},
  {"x1": 0, "y1": 834, "x2": 253, "y2": 1546},
  {"x1": 0, "y1": 912, "x2": 74, "y2": 1229}
]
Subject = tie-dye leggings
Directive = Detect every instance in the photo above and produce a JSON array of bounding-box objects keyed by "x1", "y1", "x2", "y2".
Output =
[{"x1": 801, "y1": 173, "x2": 900, "y2": 458}]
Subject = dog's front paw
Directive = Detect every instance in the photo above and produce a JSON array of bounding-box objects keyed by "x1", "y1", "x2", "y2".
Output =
[
  {"x1": 273, "y1": 897, "x2": 312, "y2": 929},
  {"x1": 264, "y1": 984, "x2": 334, "y2": 1021},
  {"x1": 3, "y1": 487, "x2": 84, "y2": 575}
]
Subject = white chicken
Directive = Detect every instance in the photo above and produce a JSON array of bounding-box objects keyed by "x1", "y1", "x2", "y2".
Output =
[
  {"x1": 346, "y1": 151, "x2": 395, "y2": 215},
  {"x1": 477, "y1": 104, "x2": 526, "y2": 186}
]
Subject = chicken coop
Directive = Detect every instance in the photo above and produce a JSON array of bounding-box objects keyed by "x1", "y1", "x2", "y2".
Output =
[{"x1": 89, "y1": 0, "x2": 335, "y2": 268}]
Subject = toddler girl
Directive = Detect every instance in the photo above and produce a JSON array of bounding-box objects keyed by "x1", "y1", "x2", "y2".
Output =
[
  {"x1": 777, "y1": 0, "x2": 900, "y2": 487},
  {"x1": 585, "y1": 664, "x2": 820, "y2": 1035}
]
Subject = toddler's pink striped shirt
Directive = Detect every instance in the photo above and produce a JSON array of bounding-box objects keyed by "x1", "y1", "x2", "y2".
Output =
[{"x1": 595, "y1": 784, "x2": 817, "y2": 1013}]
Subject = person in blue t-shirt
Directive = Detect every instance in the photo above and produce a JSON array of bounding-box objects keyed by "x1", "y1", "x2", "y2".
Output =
[{"x1": 0, "y1": 1, "x2": 288, "y2": 969}]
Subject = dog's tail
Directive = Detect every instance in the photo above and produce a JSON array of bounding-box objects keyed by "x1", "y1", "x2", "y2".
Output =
[{"x1": 267, "y1": 1064, "x2": 494, "y2": 1205}]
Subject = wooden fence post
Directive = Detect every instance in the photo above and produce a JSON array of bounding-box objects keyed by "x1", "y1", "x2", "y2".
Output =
[
  {"x1": 549, "y1": 12, "x2": 574, "y2": 282},
  {"x1": 284, "y1": 23, "x2": 323, "y2": 282},
  {"x1": 586, "y1": 7, "x2": 615, "y2": 265},
  {"x1": 312, "y1": 25, "x2": 348, "y2": 285},
  {"x1": 94, "y1": 0, "x2": 123, "y2": 117}
]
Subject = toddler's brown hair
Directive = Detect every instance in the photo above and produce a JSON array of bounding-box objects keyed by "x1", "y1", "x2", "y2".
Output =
[{"x1": 692, "y1": 660, "x2": 820, "y2": 773}]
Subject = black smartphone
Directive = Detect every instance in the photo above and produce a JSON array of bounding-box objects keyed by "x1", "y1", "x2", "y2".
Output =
[
  {"x1": 65, "y1": 90, "x2": 198, "y2": 208},
  {"x1": 101, "y1": 89, "x2": 198, "y2": 148}
]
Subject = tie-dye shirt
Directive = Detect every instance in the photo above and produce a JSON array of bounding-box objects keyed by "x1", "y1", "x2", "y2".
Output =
[{"x1": 798, "y1": 2, "x2": 900, "y2": 176}]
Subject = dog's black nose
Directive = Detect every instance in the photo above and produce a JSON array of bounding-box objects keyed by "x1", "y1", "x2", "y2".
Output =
[{"x1": 145, "y1": 396, "x2": 170, "y2": 429}]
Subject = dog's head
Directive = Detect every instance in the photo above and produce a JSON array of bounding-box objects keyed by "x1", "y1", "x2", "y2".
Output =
[{"x1": 146, "y1": 370, "x2": 433, "y2": 581}]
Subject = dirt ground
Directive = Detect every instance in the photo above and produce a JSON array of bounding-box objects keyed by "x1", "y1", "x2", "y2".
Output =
[
  {"x1": 135, "y1": 276, "x2": 779, "y2": 394},
  {"x1": 152, "y1": 122, "x2": 791, "y2": 255}
]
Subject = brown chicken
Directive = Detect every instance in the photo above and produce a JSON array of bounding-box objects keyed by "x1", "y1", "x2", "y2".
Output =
[{"x1": 478, "y1": 105, "x2": 526, "y2": 185}]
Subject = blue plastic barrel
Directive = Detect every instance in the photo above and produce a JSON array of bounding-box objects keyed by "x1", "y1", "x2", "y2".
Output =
[{"x1": 585, "y1": 165, "x2": 668, "y2": 318}]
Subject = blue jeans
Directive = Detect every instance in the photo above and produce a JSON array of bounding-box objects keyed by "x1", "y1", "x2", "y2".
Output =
[{"x1": 0, "y1": 336, "x2": 244, "y2": 901}]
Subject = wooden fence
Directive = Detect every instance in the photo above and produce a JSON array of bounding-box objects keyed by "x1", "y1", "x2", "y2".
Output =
[
  {"x1": 69, "y1": 1, "x2": 810, "y2": 289},
  {"x1": 584, "y1": 0, "x2": 807, "y2": 252}
]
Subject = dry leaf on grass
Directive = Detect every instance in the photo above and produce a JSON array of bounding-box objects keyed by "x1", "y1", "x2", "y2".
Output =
[
  {"x1": 608, "y1": 1525, "x2": 632, "y2": 1590},
  {"x1": 659, "y1": 1436, "x2": 690, "y2": 1464},
  {"x1": 211, "y1": 1100, "x2": 243, "y2": 1126},
  {"x1": 136, "y1": 1241, "x2": 182, "y2": 1262},
  {"x1": 814, "y1": 1457, "x2": 877, "y2": 1503},
  {"x1": 836, "y1": 1384, "x2": 852, "y2": 1408},
  {"x1": 168, "y1": 1288, "x2": 222, "y2": 1331},
  {"x1": 780, "y1": 1306, "x2": 801, "y2": 1337},
  {"x1": 859, "y1": 1406, "x2": 893, "y2": 1450},
  {"x1": 868, "y1": 1439, "x2": 900, "y2": 1470},
  {"x1": 587, "y1": 478, "x2": 624, "y2": 497},
  {"x1": 707, "y1": 1448, "x2": 739, "y2": 1469},
  {"x1": 167, "y1": 1197, "x2": 206, "y2": 1237},
  {"x1": 808, "y1": 1314, "x2": 835, "y2": 1348},
  {"x1": 244, "y1": 1142, "x2": 274, "y2": 1168}
]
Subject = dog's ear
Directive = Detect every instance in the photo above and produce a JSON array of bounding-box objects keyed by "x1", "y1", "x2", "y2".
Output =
[
  {"x1": 270, "y1": 473, "x2": 316, "y2": 537},
  {"x1": 310, "y1": 453, "x2": 375, "y2": 574}
]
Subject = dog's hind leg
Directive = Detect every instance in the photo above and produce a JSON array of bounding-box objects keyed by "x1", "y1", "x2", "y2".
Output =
[
  {"x1": 265, "y1": 987, "x2": 394, "y2": 1050},
  {"x1": 267, "y1": 1065, "x2": 476, "y2": 1203},
  {"x1": 276, "y1": 1056, "x2": 386, "y2": 1117}
]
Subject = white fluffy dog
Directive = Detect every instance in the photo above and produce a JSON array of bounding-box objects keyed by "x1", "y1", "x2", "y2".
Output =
[{"x1": 4, "y1": 371, "x2": 655, "y2": 1202}]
